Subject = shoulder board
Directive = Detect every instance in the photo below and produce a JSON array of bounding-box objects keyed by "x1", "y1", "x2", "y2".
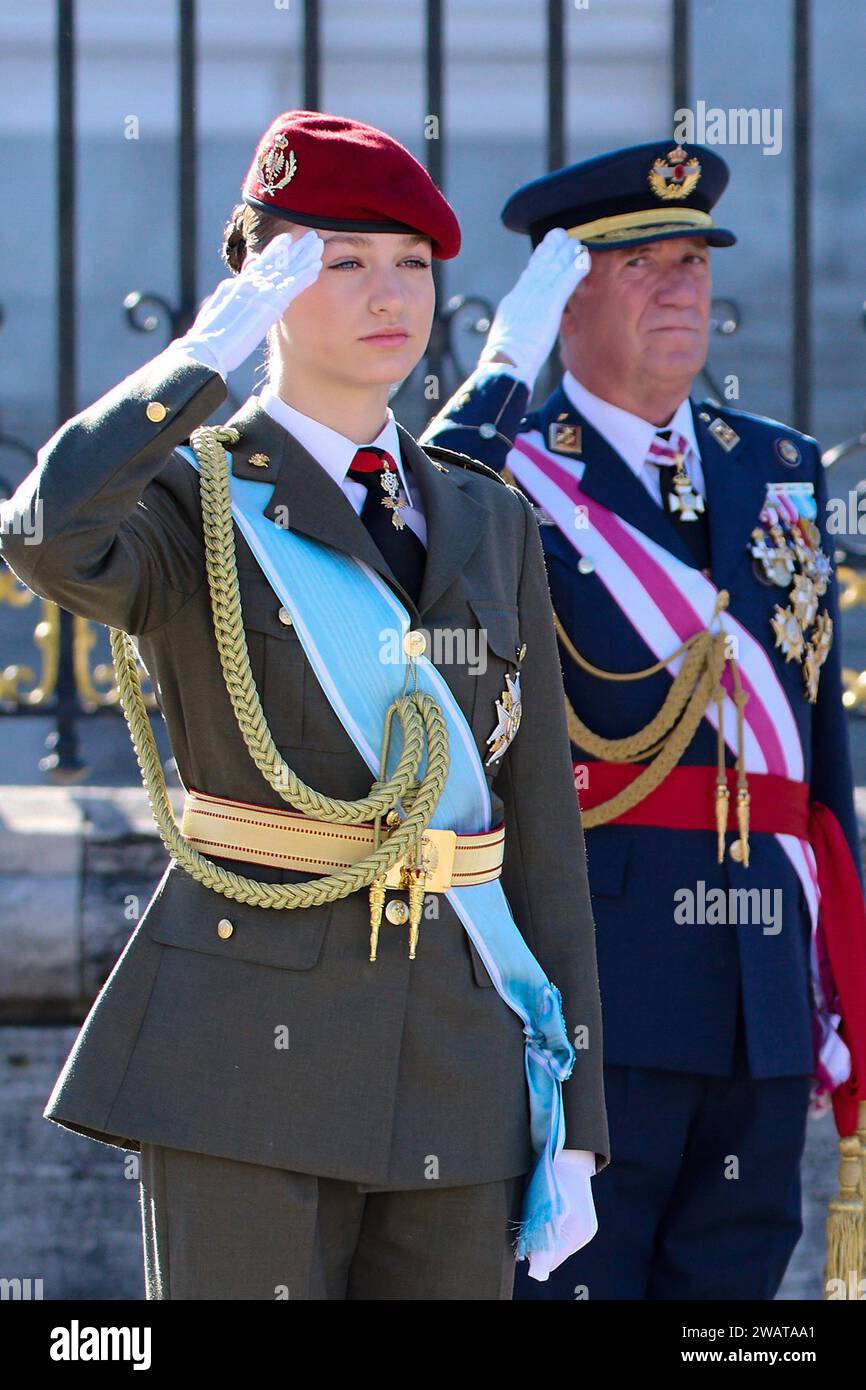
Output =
[
  {"x1": 696, "y1": 399, "x2": 818, "y2": 450},
  {"x1": 421, "y1": 443, "x2": 515, "y2": 487}
]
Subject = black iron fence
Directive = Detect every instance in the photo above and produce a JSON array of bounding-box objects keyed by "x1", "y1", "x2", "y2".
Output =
[{"x1": 2, "y1": 0, "x2": 859, "y2": 777}]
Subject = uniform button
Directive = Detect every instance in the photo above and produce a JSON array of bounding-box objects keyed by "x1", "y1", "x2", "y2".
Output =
[
  {"x1": 729, "y1": 841, "x2": 745, "y2": 863},
  {"x1": 578, "y1": 556, "x2": 595, "y2": 575},
  {"x1": 385, "y1": 899, "x2": 410, "y2": 926},
  {"x1": 479, "y1": 422, "x2": 496, "y2": 440},
  {"x1": 277, "y1": 606, "x2": 293, "y2": 626},
  {"x1": 216, "y1": 918, "x2": 234, "y2": 939},
  {"x1": 145, "y1": 401, "x2": 168, "y2": 422},
  {"x1": 403, "y1": 630, "x2": 427, "y2": 658}
]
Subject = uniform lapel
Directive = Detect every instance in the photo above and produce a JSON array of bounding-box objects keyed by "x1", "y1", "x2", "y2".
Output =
[
  {"x1": 539, "y1": 387, "x2": 697, "y2": 568},
  {"x1": 224, "y1": 396, "x2": 490, "y2": 623},
  {"x1": 395, "y1": 423, "x2": 492, "y2": 617}
]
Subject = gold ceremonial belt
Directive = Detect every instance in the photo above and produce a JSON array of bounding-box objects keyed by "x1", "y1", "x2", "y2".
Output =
[{"x1": 180, "y1": 787, "x2": 505, "y2": 892}]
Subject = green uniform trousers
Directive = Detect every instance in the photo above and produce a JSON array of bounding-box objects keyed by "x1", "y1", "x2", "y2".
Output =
[{"x1": 139, "y1": 1142, "x2": 526, "y2": 1300}]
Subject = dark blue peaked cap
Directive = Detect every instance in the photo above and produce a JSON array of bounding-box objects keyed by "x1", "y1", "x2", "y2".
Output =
[{"x1": 502, "y1": 140, "x2": 736, "y2": 251}]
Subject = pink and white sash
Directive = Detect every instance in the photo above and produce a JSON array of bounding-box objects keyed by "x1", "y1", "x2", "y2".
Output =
[{"x1": 508, "y1": 430, "x2": 850, "y2": 1094}]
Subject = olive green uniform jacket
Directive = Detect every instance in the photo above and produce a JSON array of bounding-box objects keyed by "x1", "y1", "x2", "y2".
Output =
[{"x1": 0, "y1": 344, "x2": 609, "y2": 1189}]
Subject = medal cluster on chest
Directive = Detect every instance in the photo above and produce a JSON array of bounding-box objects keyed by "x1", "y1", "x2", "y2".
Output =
[{"x1": 748, "y1": 480, "x2": 833, "y2": 702}]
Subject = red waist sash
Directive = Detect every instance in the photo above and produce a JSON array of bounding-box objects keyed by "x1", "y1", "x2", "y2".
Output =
[
  {"x1": 575, "y1": 760, "x2": 866, "y2": 1138},
  {"x1": 576, "y1": 763, "x2": 808, "y2": 836}
]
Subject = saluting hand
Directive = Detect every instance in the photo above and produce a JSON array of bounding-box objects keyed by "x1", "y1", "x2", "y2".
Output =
[
  {"x1": 174, "y1": 229, "x2": 324, "y2": 378},
  {"x1": 479, "y1": 226, "x2": 591, "y2": 391}
]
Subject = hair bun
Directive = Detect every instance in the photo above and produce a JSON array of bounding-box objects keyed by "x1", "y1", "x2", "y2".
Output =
[{"x1": 222, "y1": 210, "x2": 247, "y2": 274}]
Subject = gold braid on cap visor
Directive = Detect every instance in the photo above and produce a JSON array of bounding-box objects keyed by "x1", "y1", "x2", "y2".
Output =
[{"x1": 566, "y1": 207, "x2": 715, "y2": 245}]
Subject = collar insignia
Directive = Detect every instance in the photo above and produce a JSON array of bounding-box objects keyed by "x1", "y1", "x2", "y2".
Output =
[
  {"x1": 707, "y1": 418, "x2": 740, "y2": 452},
  {"x1": 548, "y1": 421, "x2": 582, "y2": 455}
]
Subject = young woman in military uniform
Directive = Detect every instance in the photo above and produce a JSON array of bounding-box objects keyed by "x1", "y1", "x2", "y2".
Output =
[{"x1": 0, "y1": 112, "x2": 608, "y2": 1300}]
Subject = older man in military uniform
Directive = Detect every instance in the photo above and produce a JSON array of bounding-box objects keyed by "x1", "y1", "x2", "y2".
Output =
[{"x1": 422, "y1": 140, "x2": 866, "y2": 1300}]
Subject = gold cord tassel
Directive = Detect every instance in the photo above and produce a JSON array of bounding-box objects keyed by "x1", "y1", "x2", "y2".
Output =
[
  {"x1": 825, "y1": 1130, "x2": 866, "y2": 1298},
  {"x1": 368, "y1": 876, "x2": 386, "y2": 962},
  {"x1": 370, "y1": 807, "x2": 402, "y2": 961},
  {"x1": 408, "y1": 870, "x2": 425, "y2": 959},
  {"x1": 714, "y1": 785, "x2": 730, "y2": 864},
  {"x1": 713, "y1": 684, "x2": 729, "y2": 864},
  {"x1": 736, "y1": 787, "x2": 751, "y2": 868},
  {"x1": 729, "y1": 658, "x2": 751, "y2": 868}
]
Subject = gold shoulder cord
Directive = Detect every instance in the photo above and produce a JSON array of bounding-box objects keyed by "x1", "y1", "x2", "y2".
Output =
[
  {"x1": 553, "y1": 591, "x2": 751, "y2": 866},
  {"x1": 108, "y1": 425, "x2": 451, "y2": 958}
]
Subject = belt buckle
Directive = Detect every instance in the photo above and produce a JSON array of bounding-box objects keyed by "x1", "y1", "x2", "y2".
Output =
[{"x1": 383, "y1": 828, "x2": 458, "y2": 892}]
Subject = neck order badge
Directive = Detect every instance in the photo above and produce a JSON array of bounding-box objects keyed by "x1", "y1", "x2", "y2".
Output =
[{"x1": 347, "y1": 446, "x2": 425, "y2": 605}]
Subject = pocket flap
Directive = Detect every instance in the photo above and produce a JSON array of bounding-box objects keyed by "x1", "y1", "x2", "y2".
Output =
[
  {"x1": 466, "y1": 935, "x2": 495, "y2": 987},
  {"x1": 467, "y1": 599, "x2": 521, "y2": 662},
  {"x1": 236, "y1": 569, "x2": 301, "y2": 642},
  {"x1": 145, "y1": 862, "x2": 331, "y2": 970}
]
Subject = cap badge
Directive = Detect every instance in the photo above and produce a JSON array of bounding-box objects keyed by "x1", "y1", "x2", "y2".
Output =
[
  {"x1": 256, "y1": 132, "x2": 298, "y2": 196},
  {"x1": 648, "y1": 145, "x2": 701, "y2": 201}
]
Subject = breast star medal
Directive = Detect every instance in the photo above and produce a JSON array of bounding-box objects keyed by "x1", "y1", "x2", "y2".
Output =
[
  {"x1": 484, "y1": 644, "x2": 526, "y2": 767},
  {"x1": 803, "y1": 611, "x2": 834, "y2": 704},
  {"x1": 771, "y1": 606, "x2": 806, "y2": 663}
]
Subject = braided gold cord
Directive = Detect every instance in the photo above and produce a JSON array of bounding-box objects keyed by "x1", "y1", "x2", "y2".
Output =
[
  {"x1": 554, "y1": 612, "x2": 702, "y2": 683},
  {"x1": 552, "y1": 594, "x2": 732, "y2": 828},
  {"x1": 554, "y1": 609, "x2": 716, "y2": 760},
  {"x1": 108, "y1": 425, "x2": 451, "y2": 909},
  {"x1": 571, "y1": 641, "x2": 728, "y2": 827}
]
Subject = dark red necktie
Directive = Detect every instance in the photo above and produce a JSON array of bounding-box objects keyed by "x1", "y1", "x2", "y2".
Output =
[{"x1": 347, "y1": 446, "x2": 425, "y2": 605}]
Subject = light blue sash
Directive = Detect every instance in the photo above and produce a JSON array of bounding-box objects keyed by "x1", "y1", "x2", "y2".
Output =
[{"x1": 179, "y1": 445, "x2": 577, "y2": 1258}]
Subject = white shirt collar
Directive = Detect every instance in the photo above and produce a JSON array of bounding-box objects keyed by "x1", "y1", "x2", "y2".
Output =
[
  {"x1": 561, "y1": 371, "x2": 700, "y2": 477},
  {"x1": 257, "y1": 383, "x2": 414, "y2": 503}
]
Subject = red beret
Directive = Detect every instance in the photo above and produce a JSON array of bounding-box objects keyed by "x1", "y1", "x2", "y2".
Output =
[{"x1": 241, "y1": 110, "x2": 461, "y2": 260}]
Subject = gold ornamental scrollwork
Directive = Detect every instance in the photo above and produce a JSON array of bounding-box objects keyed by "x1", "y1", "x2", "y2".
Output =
[
  {"x1": 1, "y1": 587, "x2": 157, "y2": 710},
  {"x1": 837, "y1": 565, "x2": 866, "y2": 713}
]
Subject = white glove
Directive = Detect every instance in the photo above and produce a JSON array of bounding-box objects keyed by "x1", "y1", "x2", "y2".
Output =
[
  {"x1": 172, "y1": 229, "x2": 324, "y2": 378},
  {"x1": 527, "y1": 1149, "x2": 599, "y2": 1282},
  {"x1": 479, "y1": 227, "x2": 591, "y2": 391}
]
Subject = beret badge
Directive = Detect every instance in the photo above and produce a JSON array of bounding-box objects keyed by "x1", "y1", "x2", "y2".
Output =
[
  {"x1": 256, "y1": 132, "x2": 298, "y2": 196},
  {"x1": 648, "y1": 145, "x2": 701, "y2": 201}
]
